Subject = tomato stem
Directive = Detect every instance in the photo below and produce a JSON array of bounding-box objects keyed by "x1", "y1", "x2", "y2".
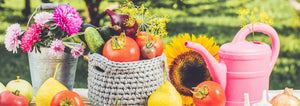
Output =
[
  {"x1": 145, "y1": 33, "x2": 155, "y2": 48},
  {"x1": 191, "y1": 86, "x2": 209, "y2": 99},
  {"x1": 110, "y1": 32, "x2": 127, "y2": 49},
  {"x1": 60, "y1": 97, "x2": 74, "y2": 106}
]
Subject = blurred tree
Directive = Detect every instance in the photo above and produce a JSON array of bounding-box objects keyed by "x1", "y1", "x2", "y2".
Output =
[
  {"x1": 84, "y1": 0, "x2": 102, "y2": 26},
  {"x1": 84, "y1": 0, "x2": 119, "y2": 26},
  {"x1": 175, "y1": 0, "x2": 186, "y2": 9},
  {"x1": 22, "y1": 0, "x2": 30, "y2": 20},
  {"x1": 0, "y1": 0, "x2": 4, "y2": 10},
  {"x1": 41, "y1": 0, "x2": 51, "y2": 3}
]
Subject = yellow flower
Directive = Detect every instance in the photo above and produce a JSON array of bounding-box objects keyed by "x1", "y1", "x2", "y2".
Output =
[
  {"x1": 237, "y1": 7, "x2": 274, "y2": 27},
  {"x1": 260, "y1": 12, "x2": 273, "y2": 25},
  {"x1": 164, "y1": 33, "x2": 219, "y2": 105},
  {"x1": 118, "y1": 0, "x2": 170, "y2": 38},
  {"x1": 237, "y1": 9, "x2": 249, "y2": 20}
]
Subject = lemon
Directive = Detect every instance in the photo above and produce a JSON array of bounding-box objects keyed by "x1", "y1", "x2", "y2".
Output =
[
  {"x1": 148, "y1": 81, "x2": 182, "y2": 106},
  {"x1": 35, "y1": 63, "x2": 68, "y2": 106},
  {"x1": 35, "y1": 78, "x2": 68, "y2": 106},
  {"x1": 148, "y1": 61, "x2": 182, "y2": 106}
]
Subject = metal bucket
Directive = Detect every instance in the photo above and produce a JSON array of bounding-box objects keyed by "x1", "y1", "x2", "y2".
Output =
[{"x1": 28, "y1": 43, "x2": 78, "y2": 96}]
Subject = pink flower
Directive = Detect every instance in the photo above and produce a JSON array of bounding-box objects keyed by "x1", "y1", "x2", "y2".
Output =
[
  {"x1": 21, "y1": 24, "x2": 42, "y2": 52},
  {"x1": 34, "y1": 12, "x2": 53, "y2": 27},
  {"x1": 5, "y1": 23, "x2": 22, "y2": 53},
  {"x1": 53, "y1": 5, "x2": 83, "y2": 36},
  {"x1": 71, "y1": 45, "x2": 84, "y2": 58},
  {"x1": 48, "y1": 39, "x2": 65, "y2": 56}
]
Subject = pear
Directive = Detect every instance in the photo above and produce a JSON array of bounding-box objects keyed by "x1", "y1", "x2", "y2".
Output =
[
  {"x1": 35, "y1": 63, "x2": 68, "y2": 106},
  {"x1": 148, "y1": 61, "x2": 182, "y2": 106},
  {"x1": 6, "y1": 76, "x2": 34, "y2": 103},
  {"x1": 0, "y1": 82, "x2": 6, "y2": 93}
]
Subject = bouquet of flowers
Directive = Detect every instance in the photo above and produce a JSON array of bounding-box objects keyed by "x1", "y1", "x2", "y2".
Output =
[{"x1": 5, "y1": 5, "x2": 84, "y2": 58}]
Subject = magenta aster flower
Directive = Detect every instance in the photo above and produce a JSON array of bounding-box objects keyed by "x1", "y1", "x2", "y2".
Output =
[
  {"x1": 53, "y1": 5, "x2": 83, "y2": 36},
  {"x1": 48, "y1": 39, "x2": 65, "y2": 56},
  {"x1": 71, "y1": 45, "x2": 84, "y2": 58},
  {"x1": 21, "y1": 24, "x2": 42, "y2": 52},
  {"x1": 34, "y1": 12, "x2": 53, "y2": 27},
  {"x1": 5, "y1": 23, "x2": 22, "y2": 53}
]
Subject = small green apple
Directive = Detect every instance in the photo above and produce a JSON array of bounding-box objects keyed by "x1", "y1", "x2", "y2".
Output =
[
  {"x1": 6, "y1": 76, "x2": 34, "y2": 103},
  {"x1": 0, "y1": 82, "x2": 6, "y2": 93}
]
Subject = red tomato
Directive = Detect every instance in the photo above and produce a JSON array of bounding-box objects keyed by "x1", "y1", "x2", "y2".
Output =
[
  {"x1": 0, "y1": 90, "x2": 28, "y2": 106},
  {"x1": 153, "y1": 37, "x2": 164, "y2": 57},
  {"x1": 192, "y1": 81, "x2": 226, "y2": 106},
  {"x1": 51, "y1": 90, "x2": 84, "y2": 106},
  {"x1": 135, "y1": 32, "x2": 164, "y2": 57},
  {"x1": 135, "y1": 31, "x2": 153, "y2": 48},
  {"x1": 103, "y1": 35, "x2": 140, "y2": 62},
  {"x1": 141, "y1": 44, "x2": 156, "y2": 59}
]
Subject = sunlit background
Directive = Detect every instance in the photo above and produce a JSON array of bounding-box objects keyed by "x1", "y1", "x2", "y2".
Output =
[{"x1": 0, "y1": 0, "x2": 299, "y2": 89}]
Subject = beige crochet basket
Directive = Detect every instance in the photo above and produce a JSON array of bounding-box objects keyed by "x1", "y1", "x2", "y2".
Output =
[{"x1": 87, "y1": 53, "x2": 165, "y2": 106}]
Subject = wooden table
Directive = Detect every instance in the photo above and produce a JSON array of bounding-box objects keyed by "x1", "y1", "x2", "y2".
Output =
[{"x1": 30, "y1": 89, "x2": 300, "y2": 106}]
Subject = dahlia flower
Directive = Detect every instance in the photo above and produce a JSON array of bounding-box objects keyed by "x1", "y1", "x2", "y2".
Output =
[
  {"x1": 21, "y1": 24, "x2": 42, "y2": 52},
  {"x1": 34, "y1": 12, "x2": 53, "y2": 27},
  {"x1": 5, "y1": 23, "x2": 22, "y2": 53},
  {"x1": 53, "y1": 5, "x2": 83, "y2": 36},
  {"x1": 71, "y1": 45, "x2": 84, "y2": 58},
  {"x1": 48, "y1": 39, "x2": 65, "y2": 57}
]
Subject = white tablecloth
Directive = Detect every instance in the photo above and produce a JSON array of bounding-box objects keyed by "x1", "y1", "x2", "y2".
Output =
[{"x1": 74, "y1": 88, "x2": 300, "y2": 100}]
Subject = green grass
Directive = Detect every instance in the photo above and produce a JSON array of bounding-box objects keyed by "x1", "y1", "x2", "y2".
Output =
[{"x1": 1, "y1": 0, "x2": 300, "y2": 90}]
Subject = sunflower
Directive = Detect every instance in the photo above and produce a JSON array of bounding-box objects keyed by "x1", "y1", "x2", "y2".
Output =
[{"x1": 164, "y1": 33, "x2": 219, "y2": 106}]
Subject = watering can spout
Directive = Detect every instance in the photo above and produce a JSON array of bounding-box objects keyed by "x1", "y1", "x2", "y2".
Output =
[{"x1": 185, "y1": 41, "x2": 227, "y2": 90}]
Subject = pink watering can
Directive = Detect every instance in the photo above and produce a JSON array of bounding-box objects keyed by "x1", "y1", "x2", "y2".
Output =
[{"x1": 185, "y1": 23, "x2": 280, "y2": 106}]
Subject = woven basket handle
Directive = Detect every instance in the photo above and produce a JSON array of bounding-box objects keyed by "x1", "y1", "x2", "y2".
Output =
[
  {"x1": 89, "y1": 58, "x2": 105, "y2": 73},
  {"x1": 93, "y1": 65, "x2": 105, "y2": 73}
]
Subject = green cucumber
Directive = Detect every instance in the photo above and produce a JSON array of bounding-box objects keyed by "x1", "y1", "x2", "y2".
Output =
[
  {"x1": 99, "y1": 26, "x2": 116, "y2": 42},
  {"x1": 84, "y1": 27, "x2": 105, "y2": 54}
]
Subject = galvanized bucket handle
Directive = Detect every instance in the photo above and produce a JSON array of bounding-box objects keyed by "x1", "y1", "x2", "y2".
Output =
[{"x1": 26, "y1": 3, "x2": 70, "y2": 28}]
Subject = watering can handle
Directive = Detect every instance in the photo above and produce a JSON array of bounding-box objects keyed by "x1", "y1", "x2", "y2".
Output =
[{"x1": 232, "y1": 23, "x2": 280, "y2": 75}]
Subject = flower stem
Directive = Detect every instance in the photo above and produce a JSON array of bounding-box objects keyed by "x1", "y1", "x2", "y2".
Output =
[
  {"x1": 62, "y1": 42, "x2": 74, "y2": 49},
  {"x1": 53, "y1": 63, "x2": 61, "y2": 79},
  {"x1": 163, "y1": 60, "x2": 166, "y2": 82}
]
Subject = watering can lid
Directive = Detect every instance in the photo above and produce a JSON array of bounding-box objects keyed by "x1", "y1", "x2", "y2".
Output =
[{"x1": 219, "y1": 41, "x2": 271, "y2": 59}]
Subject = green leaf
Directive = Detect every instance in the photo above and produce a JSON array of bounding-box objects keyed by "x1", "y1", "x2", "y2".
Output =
[
  {"x1": 49, "y1": 25, "x2": 57, "y2": 31},
  {"x1": 48, "y1": 18, "x2": 55, "y2": 21},
  {"x1": 45, "y1": 21, "x2": 56, "y2": 26}
]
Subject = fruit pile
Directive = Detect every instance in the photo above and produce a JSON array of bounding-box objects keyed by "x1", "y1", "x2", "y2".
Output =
[
  {"x1": 0, "y1": 64, "x2": 85, "y2": 106},
  {"x1": 80, "y1": 1, "x2": 168, "y2": 62}
]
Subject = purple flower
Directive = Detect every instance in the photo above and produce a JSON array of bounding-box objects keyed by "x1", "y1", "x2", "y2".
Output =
[
  {"x1": 21, "y1": 24, "x2": 42, "y2": 52},
  {"x1": 53, "y1": 5, "x2": 83, "y2": 36},
  {"x1": 34, "y1": 12, "x2": 53, "y2": 27},
  {"x1": 48, "y1": 39, "x2": 65, "y2": 56},
  {"x1": 5, "y1": 23, "x2": 22, "y2": 53},
  {"x1": 71, "y1": 45, "x2": 84, "y2": 58}
]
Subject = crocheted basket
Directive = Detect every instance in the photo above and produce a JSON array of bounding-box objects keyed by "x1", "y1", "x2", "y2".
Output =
[{"x1": 87, "y1": 53, "x2": 165, "y2": 106}]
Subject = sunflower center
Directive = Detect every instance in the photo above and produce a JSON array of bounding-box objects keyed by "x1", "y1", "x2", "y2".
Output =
[
  {"x1": 178, "y1": 57, "x2": 209, "y2": 90},
  {"x1": 169, "y1": 51, "x2": 212, "y2": 96}
]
